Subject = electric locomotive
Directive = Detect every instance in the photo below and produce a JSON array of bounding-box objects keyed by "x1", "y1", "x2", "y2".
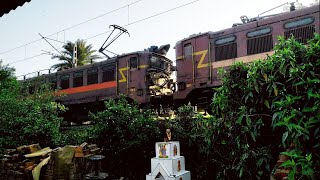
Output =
[
  {"x1": 173, "y1": 4, "x2": 320, "y2": 111},
  {"x1": 25, "y1": 45, "x2": 174, "y2": 122}
]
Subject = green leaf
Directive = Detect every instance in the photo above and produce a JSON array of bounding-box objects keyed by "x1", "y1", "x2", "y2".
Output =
[
  {"x1": 249, "y1": 91, "x2": 253, "y2": 98},
  {"x1": 293, "y1": 81, "x2": 305, "y2": 86},
  {"x1": 315, "y1": 128, "x2": 319, "y2": 136},
  {"x1": 307, "y1": 78, "x2": 320, "y2": 84},
  {"x1": 254, "y1": 82, "x2": 259, "y2": 92},
  {"x1": 256, "y1": 158, "x2": 264, "y2": 166},
  {"x1": 288, "y1": 169, "x2": 295, "y2": 180},
  {"x1": 306, "y1": 154, "x2": 312, "y2": 161},
  {"x1": 263, "y1": 73, "x2": 268, "y2": 81},
  {"x1": 273, "y1": 85, "x2": 278, "y2": 96},
  {"x1": 281, "y1": 159, "x2": 293, "y2": 168},
  {"x1": 282, "y1": 131, "x2": 288, "y2": 147},
  {"x1": 264, "y1": 100, "x2": 270, "y2": 109},
  {"x1": 272, "y1": 113, "x2": 279, "y2": 125},
  {"x1": 237, "y1": 115, "x2": 244, "y2": 124},
  {"x1": 246, "y1": 116, "x2": 252, "y2": 127},
  {"x1": 307, "y1": 89, "x2": 320, "y2": 99},
  {"x1": 250, "y1": 132, "x2": 256, "y2": 142},
  {"x1": 239, "y1": 167, "x2": 244, "y2": 177}
]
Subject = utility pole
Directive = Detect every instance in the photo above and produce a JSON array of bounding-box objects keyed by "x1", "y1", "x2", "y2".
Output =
[{"x1": 72, "y1": 44, "x2": 77, "y2": 68}]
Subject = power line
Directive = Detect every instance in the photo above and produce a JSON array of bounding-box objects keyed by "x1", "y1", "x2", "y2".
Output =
[
  {"x1": 10, "y1": 53, "x2": 46, "y2": 65},
  {"x1": 11, "y1": 0, "x2": 201, "y2": 69},
  {"x1": 126, "y1": 0, "x2": 200, "y2": 27},
  {"x1": 0, "y1": 0, "x2": 143, "y2": 56},
  {"x1": 86, "y1": 0, "x2": 201, "y2": 41}
]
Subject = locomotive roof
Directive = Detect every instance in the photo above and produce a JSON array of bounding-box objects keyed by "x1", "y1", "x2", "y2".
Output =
[
  {"x1": 29, "y1": 49, "x2": 170, "y2": 79},
  {"x1": 176, "y1": 4, "x2": 319, "y2": 45},
  {"x1": 45, "y1": 50, "x2": 146, "y2": 77}
]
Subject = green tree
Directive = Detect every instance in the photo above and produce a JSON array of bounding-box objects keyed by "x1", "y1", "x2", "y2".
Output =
[
  {"x1": 202, "y1": 34, "x2": 320, "y2": 179},
  {"x1": 89, "y1": 96, "x2": 161, "y2": 178},
  {"x1": 167, "y1": 34, "x2": 320, "y2": 180},
  {"x1": 0, "y1": 62, "x2": 65, "y2": 152},
  {"x1": 51, "y1": 39, "x2": 101, "y2": 71}
]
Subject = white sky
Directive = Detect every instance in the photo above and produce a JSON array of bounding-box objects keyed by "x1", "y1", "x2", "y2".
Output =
[{"x1": 0, "y1": 0, "x2": 318, "y2": 77}]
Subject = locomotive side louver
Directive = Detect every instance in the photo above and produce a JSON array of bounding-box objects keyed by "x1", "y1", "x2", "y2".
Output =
[
  {"x1": 284, "y1": 25, "x2": 315, "y2": 44},
  {"x1": 247, "y1": 34, "x2": 273, "y2": 55}
]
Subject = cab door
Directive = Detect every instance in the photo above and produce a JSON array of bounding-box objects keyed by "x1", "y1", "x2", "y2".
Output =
[
  {"x1": 194, "y1": 35, "x2": 210, "y2": 85},
  {"x1": 128, "y1": 55, "x2": 139, "y2": 99},
  {"x1": 180, "y1": 38, "x2": 196, "y2": 86}
]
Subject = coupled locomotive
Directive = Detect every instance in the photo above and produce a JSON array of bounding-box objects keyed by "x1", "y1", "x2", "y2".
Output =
[
  {"x1": 173, "y1": 4, "x2": 319, "y2": 110},
  {"x1": 24, "y1": 4, "x2": 320, "y2": 121}
]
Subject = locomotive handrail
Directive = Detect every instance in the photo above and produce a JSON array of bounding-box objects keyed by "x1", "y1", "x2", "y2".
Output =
[{"x1": 18, "y1": 68, "x2": 55, "y2": 80}]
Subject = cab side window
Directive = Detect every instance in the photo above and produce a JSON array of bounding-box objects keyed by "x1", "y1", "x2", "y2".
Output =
[
  {"x1": 87, "y1": 68, "x2": 98, "y2": 85},
  {"x1": 184, "y1": 43, "x2": 193, "y2": 60},
  {"x1": 130, "y1": 57, "x2": 138, "y2": 69},
  {"x1": 60, "y1": 74, "x2": 70, "y2": 89},
  {"x1": 73, "y1": 71, "x2": 83, "y2": 87},
  {"x1": 102, "y1": 65, "x2": 115, "y2": 82}
]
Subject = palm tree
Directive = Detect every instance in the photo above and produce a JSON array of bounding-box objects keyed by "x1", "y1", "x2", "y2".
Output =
[{"x1": 51, "y1": 39, "x2": 101, "y2": 71}]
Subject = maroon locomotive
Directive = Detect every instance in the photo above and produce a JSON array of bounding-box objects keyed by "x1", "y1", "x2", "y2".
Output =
[
  {"x1": 173, "y1": 4, "x2": 320, "y2": 111},
  {"x1": 26, "y1": 45, "x2": 174, "y2": 122}
]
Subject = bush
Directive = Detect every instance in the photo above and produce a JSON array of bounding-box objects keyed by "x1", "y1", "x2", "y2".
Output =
[
  {"x1": 0, "y1": 62, "x2": 65, "y2": 152},
  {"x1": 199, "y1": 34, "x2": 320, "y2": 179},
  {"x1": 89, "y1": 96, "x2": 161, "y2": 178}
]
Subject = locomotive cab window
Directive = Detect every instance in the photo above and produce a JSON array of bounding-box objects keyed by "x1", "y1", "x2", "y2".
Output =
[
  {"x1": 87, "y1": 68, "x2": 98, "y2": 85},
  {"x1": 247, "y1": 27, "x2": 273, "y2": 55},
  {"x1": 102, "y1": 66, "x2": 115, "y2": 82},
  {"x1": 184, "y1": 43, "x2": 193, "y2": 60},
  {"x1": 150, "y1": 55, "x2": 167, "y2": 69},
  {"x1": 73, "y1": 71, "x2": 83, "y2": 87},
  {"x1": 284, "y1": 17, "x2": 315, "y2": 44},
  {"x1": 130, "y1": 57, "x2": 138, "y2": 69},
  {"x1": 214, "y1": 35, "x2": 237, "y2": 61},
  {"x1": 60, "y1": 74, "x2": 70, "y2": 89}
]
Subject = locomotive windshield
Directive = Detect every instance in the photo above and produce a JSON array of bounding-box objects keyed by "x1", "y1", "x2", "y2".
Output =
[{"x1": 150, "y1": 55, "x2": 169, "y2": 71}]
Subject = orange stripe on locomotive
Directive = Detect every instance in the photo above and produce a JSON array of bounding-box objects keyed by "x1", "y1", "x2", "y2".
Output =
[{"x1": 57, "y1": 81, "x2": 117, "y2": 95}]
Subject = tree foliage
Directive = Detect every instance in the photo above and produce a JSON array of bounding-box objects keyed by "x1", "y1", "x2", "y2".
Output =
[
  {"x1": 0, "y1": 62, "x2": 65, "y2": 152},
  {"x1": 187, "y1": 34, "x2": 320, "y2": 179},
  {"x1": 89, "y1": 96, "x2": 161, "y2": 178},
  {"x1": 51, "y1": 39, "x2": 101, "y2": 71}
]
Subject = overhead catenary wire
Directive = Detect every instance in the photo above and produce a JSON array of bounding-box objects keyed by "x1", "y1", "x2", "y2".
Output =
[
  {"x1": 10, "y1": 0, "x2": 201, "y2": 69},
  {"x1": 85, "y1": 0, "x2": 200, "y2": 41},
  {"x1": 0, "y1": 0, "x2": 143, "y2": 56}
]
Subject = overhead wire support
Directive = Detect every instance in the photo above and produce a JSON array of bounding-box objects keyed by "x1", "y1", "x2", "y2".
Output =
[{"x1": 38, "y1": 33, "x2": 68, "y2": 61}]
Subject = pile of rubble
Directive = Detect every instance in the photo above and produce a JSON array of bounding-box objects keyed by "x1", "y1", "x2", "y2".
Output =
[{"x1": 0, "y1": 143, "x2": 102, "y2": 180}]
